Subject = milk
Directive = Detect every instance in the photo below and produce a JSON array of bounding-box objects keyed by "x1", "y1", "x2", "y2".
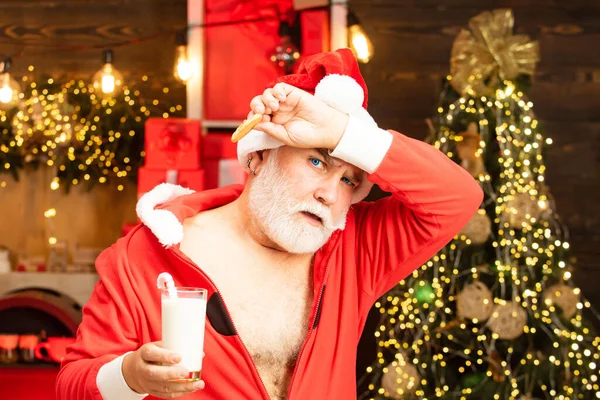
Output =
[{"x1": 161, "y1": 296, "x2": 207, "y2": 373}]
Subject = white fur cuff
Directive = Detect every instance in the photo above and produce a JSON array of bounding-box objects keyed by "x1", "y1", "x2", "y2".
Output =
[{"x1": 96, "y1": 353, "x2": 148, "y2": 400}]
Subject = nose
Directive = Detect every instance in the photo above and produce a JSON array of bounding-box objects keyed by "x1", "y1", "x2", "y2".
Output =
[{"x1": 314, "y1": 177, "x2": 338, "y2": 205}]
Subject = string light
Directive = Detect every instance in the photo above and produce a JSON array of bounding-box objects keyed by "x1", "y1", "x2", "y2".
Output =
[
  {"x1": 92, "y1": 49, "x2": 123, "y2": 97},
  {"x1": 173, "y1": 30, "x2": 193, "y2": 84},
  {"x1": 0, "y1": 69, "x2": 184, "y2": 190},
  {"x1": 0, "y1": 58, "x2": 21, "y2": 107},
  {"x1": 347, "y1": 10, "x2": 374, "y2": 63}
]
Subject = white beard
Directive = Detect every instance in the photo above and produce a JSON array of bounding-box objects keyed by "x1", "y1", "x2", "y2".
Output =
[{"x1": 248, "y1": 152, "x2": 348, "y2": 254}]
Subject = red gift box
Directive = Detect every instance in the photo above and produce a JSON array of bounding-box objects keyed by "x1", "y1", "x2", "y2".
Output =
[
  {"x1": 138, "y1": 167, "x2": 205, "y2": 195},
  {"x1": 145, "y1": 118, "x2": 201, "y2": 169},
  {"x1": 202, "y1": 133, "x2": 246, "y2": 190}
]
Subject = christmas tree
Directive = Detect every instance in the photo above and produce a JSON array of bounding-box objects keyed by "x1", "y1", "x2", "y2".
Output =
[{"x1": 359, "y1": 9, "x2": 600, "y2": 400}]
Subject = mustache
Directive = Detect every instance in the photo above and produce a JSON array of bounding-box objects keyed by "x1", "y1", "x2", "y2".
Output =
[{"x1": 290, "y1": 200, "x2": 346, "y2": 231}]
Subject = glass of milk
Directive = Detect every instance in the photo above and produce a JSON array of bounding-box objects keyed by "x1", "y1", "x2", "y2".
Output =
[{"x1": 161, "y1": 287, "x2": 208, "y2": 381}]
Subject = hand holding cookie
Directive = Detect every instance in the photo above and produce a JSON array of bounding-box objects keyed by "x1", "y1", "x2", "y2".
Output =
[
  {"x1": 239, "y1": 82, "x2": 348, "y2": 151},
  {"x1": 231, "y1": 113, "x2": 263, "y2": 143}
]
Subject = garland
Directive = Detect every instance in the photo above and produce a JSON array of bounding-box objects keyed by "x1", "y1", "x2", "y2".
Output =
[{"x1": 0, "y1": 72, "x2": 184, "y2": 192}]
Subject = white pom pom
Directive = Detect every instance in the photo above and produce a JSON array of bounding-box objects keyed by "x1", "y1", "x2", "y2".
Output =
[{"x1": 314, "y1": 74, "x2": 364, "y2": 114}]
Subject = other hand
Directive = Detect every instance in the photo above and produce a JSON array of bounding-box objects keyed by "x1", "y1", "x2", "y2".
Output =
[{"x1": 122, "y1": 341, "x2": 205, "y2": 399}]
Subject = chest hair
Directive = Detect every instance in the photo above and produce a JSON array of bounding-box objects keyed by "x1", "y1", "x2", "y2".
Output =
[{"x1": 181, "y1": 220, "x2": 314, "y2": 399}]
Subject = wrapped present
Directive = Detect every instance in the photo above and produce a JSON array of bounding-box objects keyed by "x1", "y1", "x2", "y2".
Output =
[
  {"x1": 145, "y1": 118, "x2": 201, "y2": 169},
  {"x1": 138, "y1": 167, "x2": 205, "y2": 195},
  {"x1": 202, "y1": 133, "x2": 246, "y2": 190}
]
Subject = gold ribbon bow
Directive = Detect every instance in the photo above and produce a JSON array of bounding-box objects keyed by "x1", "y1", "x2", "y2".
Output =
[{"x1": 450, "y1": 9, "x2": 540, "y2": 96}]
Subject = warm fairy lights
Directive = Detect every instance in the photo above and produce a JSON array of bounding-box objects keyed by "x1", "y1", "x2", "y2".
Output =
[
  {"x1": 359, "y1": 79, "x2": 600, "y2": 399},
  {"x1": 0, "y1": 66, "x2": 183, "y2": 191},
  {"x1": 0, "y1": 60, "x2": 184, "y2": 249}
]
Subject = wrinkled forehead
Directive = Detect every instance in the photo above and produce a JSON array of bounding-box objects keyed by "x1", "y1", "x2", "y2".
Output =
[{"x1": 309, "y1": 148, "x2": 363, "y2": 181}]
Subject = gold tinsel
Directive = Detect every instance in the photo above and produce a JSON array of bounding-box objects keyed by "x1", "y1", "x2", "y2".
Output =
[{"x1": 450, "y1": 9, "x2": 540, "y2": 96}]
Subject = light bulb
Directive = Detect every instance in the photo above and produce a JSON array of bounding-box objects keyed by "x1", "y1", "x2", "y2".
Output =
[
  {"x1": 0, "y1": 58, "x2": 21, "y2": 108},
  {"x1": 93, "y1": 50, "x2": 123, "y2": 96},
  {"x1": 348, "y1": 12, "x2": 374, "y2": 63},
  {"x1": 174, "y1": 45, "x2": 192, "y2": 83},
  {"x1": 174, "y1": 31, "x2": 193, "y2": 83}
]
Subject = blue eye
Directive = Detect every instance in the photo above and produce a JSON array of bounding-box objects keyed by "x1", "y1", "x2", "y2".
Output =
[
  {"x1": 341, "y1": 177, "x2": 355, "y2": 187},
  {"x1": 310, "y1": 158, "x2": 322, "y2": 167}
]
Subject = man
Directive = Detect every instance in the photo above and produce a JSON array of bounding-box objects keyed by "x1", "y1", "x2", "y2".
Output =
[{"x1": 56, "y1": 48, "x2": 482, "y2": 400}]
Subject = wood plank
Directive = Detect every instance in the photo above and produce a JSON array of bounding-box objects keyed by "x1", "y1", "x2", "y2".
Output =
[
  {"x1": 0, "y1": 168, "x2": 138, "y2": 261},
  {"x1": 352, "y1": 0, "x2": 600, "y2": 8},
  {"x1": 0, "y1": 0, "x2": 187, "y2": 80},
  {"x1": 530, "y1": 82, "x2": 600, "y2": 121}
]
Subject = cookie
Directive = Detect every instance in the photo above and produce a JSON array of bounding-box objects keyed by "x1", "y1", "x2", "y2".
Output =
[{"x1": 231, "y1": 113, "x2": 263, "y2": 143}]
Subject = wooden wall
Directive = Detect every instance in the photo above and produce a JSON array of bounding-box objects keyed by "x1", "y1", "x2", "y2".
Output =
[
  {"x1": 0, "y1": 0, "x2": 186, "y2": 260},
  {"x1": 353, "y1": 0, "x2": 600, "y2": 380}
]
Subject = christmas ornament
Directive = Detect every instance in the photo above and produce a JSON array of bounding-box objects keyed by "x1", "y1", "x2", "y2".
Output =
[
  {"x1": 414, "y1": 281, "x2": 435, "y2": 304},
  {"x1": 543, "y1": 283, "x2": 580, "y2": 319},
  {"x1": 487, "y1": 349, "x2": 505, "y2": 382},
  {"x1": 504, "y1": 192, "x2": 541, "y2": 228},
  {"x1": 270, "y1": 21, "x2": 300, "y2": 75},
  {"x1": 459, "y1": 209, "x2": 492, "y2": 244},
  {"x1": 381, "y1": 359, "x2": 421, "y2": 399},
  {"x1": 450, "y1": 8, "x2": 539, "y2": 96},
  {"x1": 488, "y1": 301, "x2": 527, "y2": 340},
  {"x1": 456, "y1": 122, "x2": 486, "y2": 177},
  {"x1": 456, "y1": 280, "x2": 494, "y2": 321},
  {"x1": 459, "y1": 371, "x2": 486, "y2": 389}
]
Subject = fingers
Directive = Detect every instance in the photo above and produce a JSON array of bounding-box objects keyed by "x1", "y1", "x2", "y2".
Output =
[
  {"x1": 143, "y1": 363, "x2": 204, "y2": 398},
  {"x1": 141, "y1": 342, "x2": 181, "y2": 365},
  {"x1": 249, "y1": 83, "x2": 291, "y2": 116},
  {"x1": 147, "y1": 380, "x2": 205, "y2": 399}
]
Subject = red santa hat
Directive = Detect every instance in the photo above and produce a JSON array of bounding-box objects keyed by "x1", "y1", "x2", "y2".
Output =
[{"x1": 236, "y1": 47, "x2": 377, "y2": 203}]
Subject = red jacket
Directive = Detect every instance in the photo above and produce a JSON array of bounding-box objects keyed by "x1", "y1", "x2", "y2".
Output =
[{"x1": 56, "y1": 130, "x2": 482, "y2": 399}]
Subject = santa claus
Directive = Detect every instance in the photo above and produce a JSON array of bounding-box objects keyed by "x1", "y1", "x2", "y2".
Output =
[{"x1": 56, "y1": 48, "x2": 482, "y2": 400}]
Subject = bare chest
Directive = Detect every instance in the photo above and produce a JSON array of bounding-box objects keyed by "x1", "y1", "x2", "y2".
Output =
[{"x1": 181, "y1": 231, "x2": 313, "y2": 399}]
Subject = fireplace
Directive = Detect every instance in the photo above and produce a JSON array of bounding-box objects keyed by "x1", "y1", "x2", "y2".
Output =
[{"x1": 0, "y1": 272, "x2": 99, "y2": 399}]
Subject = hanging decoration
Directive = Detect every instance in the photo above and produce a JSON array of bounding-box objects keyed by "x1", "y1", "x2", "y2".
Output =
[
  {"x1": 488, "y1": 301, "x2": 527, "y2": 340},
  {"x1": 459, "y1": 209, "x2": 492, "y2": 244},
  {"x1": 456, "y1": 280, "x2": 494, "y2": 321},
  {"x1": 270, "y1": 19, "x2": 301, "y2": 75},
  {"x1": 503, "y1": 191, "x2": 542, "y2": 228},
  {"x1": 543, "y1": 283, "x2": 581, "y2": 319},
  {"x1": 381, "y1": 358, "x2": 421, "y2": 399},
  {"x1": 455, "y1": 121, "x2": 486, "y2": 177}
]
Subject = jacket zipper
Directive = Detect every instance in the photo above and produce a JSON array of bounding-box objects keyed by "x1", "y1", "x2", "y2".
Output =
[
  {"x1": 285, "y1": 249, "x2": 335, "y2": 400},
  {"x1": 170, "y1": 248, "x2": 272, "y2": 400}
]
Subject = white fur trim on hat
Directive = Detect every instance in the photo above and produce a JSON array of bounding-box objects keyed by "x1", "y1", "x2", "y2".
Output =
[
  {"x1": 136, "y1": 183, "x2": 194, "y2": 247},
  {"x1": 314, "y1": 74, "x2": 364, "y2": 114},
  {"x1": 236, "y1": 128, "x2": 285, "y2": 167}
]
